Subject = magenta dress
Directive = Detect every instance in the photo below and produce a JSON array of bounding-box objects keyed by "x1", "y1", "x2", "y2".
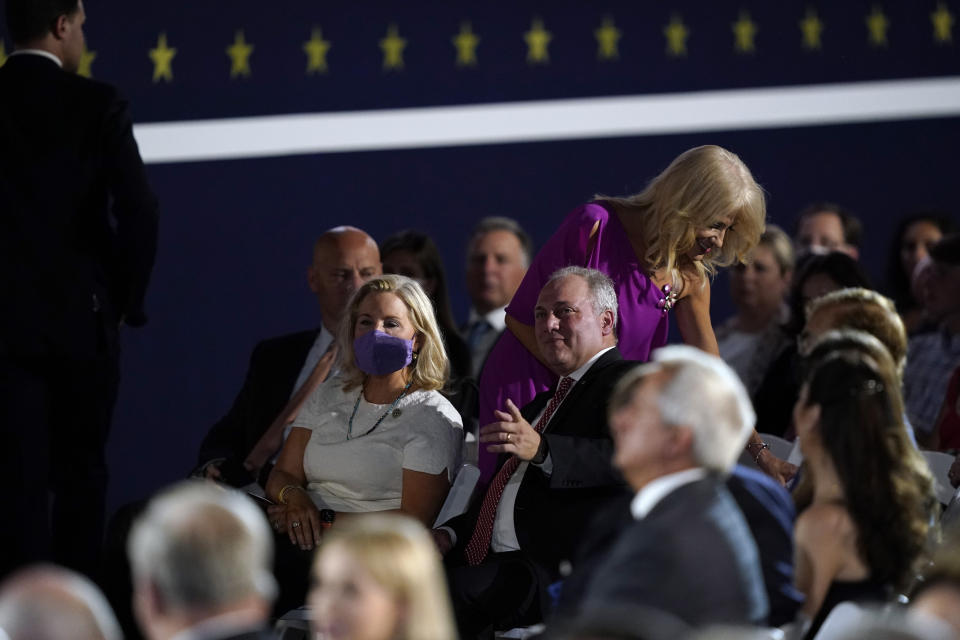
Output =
[{"x1": 477, "y1": 203, "x2": 670, "y2": 481}]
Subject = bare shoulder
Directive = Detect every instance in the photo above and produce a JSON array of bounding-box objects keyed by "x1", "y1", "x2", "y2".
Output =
[
  {"x1": 796, "y1": 502, "x2": 856, "y2": 543},
  {"x1": 677, "y1": 269, "x2": 710, "y2": 301}
]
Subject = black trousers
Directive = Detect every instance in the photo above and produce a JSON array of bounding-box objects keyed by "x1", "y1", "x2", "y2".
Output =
[
  {"x1": 447, "y1": 551, "x2": 543, "y2": 640},
  {"x1": 0, "y1": 353, "x2": 120, "y2": 578}
]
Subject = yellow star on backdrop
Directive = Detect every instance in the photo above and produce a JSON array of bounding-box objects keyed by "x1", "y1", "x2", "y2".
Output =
[
  {"x1": 0, "y1": 39, "x2": 7, "y2": 68},
  {"x1": 77, "y1": 43, "x2": 96, "y2": 77},
  {"x1": 594, "y1": 16, "x2": 621, "y2": 61},
  {"x1": 149, "y1": 33, "x2": 176, "y2": 83},
  {"x1": 865, "y1": 6, "x2": 889, "y2": 47},
  {"x1": 732, "y1": 10, "x2": 758, "y2": 53},
  {"x1": 799, "y1": 8, "x2": 824, "y2": 50},
  {"x1": 664, "y1": 14, "x2": 689, "y2": 57},
  {"x1": 379, "y1": 24, "x2": 406, "y2": 70},
  {"x1": 524, "y1": 18, "x2": 552, "y2": 64},
  {"x1": 932, "y1": 2, "x2": 954, "y2": 43},
  {"x1": 226, "y1": 30, "x2": 253, "y2": 78},
  {"x1": 452, "y1": 21, "x2": 480, "y2": 67},
  {"x1": 303, "y1": 27, "x2": 331, "y2": 74}
]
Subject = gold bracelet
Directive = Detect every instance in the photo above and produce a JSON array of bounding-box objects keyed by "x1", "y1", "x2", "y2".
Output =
[{"x1": 277, "y1": 484, "x2": 305, "y2": 505}]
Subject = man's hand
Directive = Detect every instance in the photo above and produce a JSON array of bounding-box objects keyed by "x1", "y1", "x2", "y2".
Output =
[
  {"x1": 203, "y1": 462, "x2": 222, "y2": 481},
  {"x1": 949, "y1": 454, "x2": 960, "y2": 489},
  {"x1": 480, "y1": 399, "x2": 540, "y2": 461},
  {"x1": 757, "y1": 448, "x2": 798, "y2": 487}
]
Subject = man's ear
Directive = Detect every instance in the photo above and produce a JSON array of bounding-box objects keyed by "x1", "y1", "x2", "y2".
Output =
[
  {"x1": 51, "y1": 13, "x2": 70, "y2": 41},
  {"x1": 600, "y1": 309, "x2": 615, "y2": 336},
  {"x1": 307, "y1": 266, "x2": 320, "y2": 294},
  {"x1": 668, "y1": 425, "x2": 695, "y2": 458}
]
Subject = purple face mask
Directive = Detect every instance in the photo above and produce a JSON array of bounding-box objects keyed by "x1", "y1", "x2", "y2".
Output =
[{"x1": 353, "y1": 330, "x2": 414, "y2": 376}]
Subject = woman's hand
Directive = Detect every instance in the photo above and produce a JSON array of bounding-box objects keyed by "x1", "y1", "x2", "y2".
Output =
[
  {"x1": 272, "y1": 490, "x2": 322, "y2": 550},
  {"x1": 757, "y1": 448, "x2": 798, "y2": 486}
]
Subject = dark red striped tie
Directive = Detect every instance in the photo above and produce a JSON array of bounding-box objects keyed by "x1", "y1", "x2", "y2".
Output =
[{"x1": 464, "y1": 376, "x2": 575, "y2": 566}]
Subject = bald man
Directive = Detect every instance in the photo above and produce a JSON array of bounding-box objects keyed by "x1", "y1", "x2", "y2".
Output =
[
  {"x1": 195, "y1": 226, "x2": 381, "y2": 486},
  {"x1": 0, "y1": 565, "x2": 122, "y2": 640}
]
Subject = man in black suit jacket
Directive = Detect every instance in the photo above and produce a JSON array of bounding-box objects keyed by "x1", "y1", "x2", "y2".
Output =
[
  {"x1": 194, "y1": 226, "x2": 381, "y2": 487},
  {"x1": 129, "y1": 482, "x2": 277, "y2": 640},
  {"x1": 0, "y1": 0, "x2": 158, "y2": 577},
  {"x1": 435, "y1": 267, "x2": 634, "y2": 640},
  {"x1": 571, "y1": 346, "x2": 769, "y2": 628}
]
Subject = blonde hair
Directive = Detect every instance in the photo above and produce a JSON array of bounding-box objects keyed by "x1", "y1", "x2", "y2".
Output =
[
  {"x1": 597, "y1": 145, "x2": 766, "y2": 290},
  {"x1": 337, "y1": 274, "x2": 449, "y2": 392},
  {"x1": 756, "y1": 224, "x2": 795, "y2": 275},
  {"x1": 807, "y1": 288, "x2": 908, "y2": 381},
  {"x1": 313, "y1": 514, "x2": 458, "y2": 640}
]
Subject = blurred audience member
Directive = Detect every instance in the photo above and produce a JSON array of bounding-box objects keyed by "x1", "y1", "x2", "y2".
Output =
[
  {"x1": 904, "y1": 234, "x2": 960, "y2": 447},
  {"x1": 792, "y1": 335, "x2": 936, "y2": 639},
  {"x1": 799, "y1": 289, "x2": 915, "y2": 444},
  {"x1": 197, "y1": 226, "x2": 381, "y2": 488},
  {"x1": 910, "y1": 535, "x2": 960, "y2": 637},
  {"x1": 575, "y1": 346, "x2": 768, "y2": 627},
  {"x1": 267, "y1": 275, "x2": 462, "y2": 611},
  {"x1": 439, "y1": 268, "x2": 634, "y2": 640},
  {"x1": 752, "y1": 252, "x2": 873, "y2": 437},
  {"x1": 381, "y1": 230, "x2": 472, "y2": 381},
  {"x1": 128, "y1": 482, "x2": 276, "y2": 640},
  {"x1": 717, "y1": 225, "x2": 794, "y2": 395},
  {"x1": 933, "y1": 365, "x2": 960, "y2": 451},
  {"x1": 794, "y1": 202, "x2": 861, "y2": 258},
  {"x1": 462, "y1": 217, "x2": 532, "y2": 379},
  {"x1": 309, "y1": 514, "x2": 457, "y2": 640},
  {"x1": 0, "y1": 565, "x2": 121, "y2": 640},
  {"x1": 885, "y1": 214, "x2": 954, "y2": 334}
]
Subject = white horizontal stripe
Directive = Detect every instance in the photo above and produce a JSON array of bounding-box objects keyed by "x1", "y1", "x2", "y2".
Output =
[{"x1": 135, "y1": 76, "x2": 960, "y2": 164}]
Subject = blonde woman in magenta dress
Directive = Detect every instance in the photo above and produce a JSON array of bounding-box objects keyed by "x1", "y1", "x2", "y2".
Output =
[{"x1": 478, "y1": 145, "x2": 796, "y2": 485}]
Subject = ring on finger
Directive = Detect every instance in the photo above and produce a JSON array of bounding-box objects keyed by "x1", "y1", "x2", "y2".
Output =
[
  {"x1": 292, "y1": 521, "x2": 301, "y2": 528},
  {"x1": 506, "y1": 433, "x2": 511, "y2": 442}
]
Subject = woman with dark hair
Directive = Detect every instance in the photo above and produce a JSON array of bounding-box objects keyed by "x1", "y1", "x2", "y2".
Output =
[
  {"x1": 380, "y1": 231, "x2": 472, "y2": 382},
  {"x1": 752, "y1": 252, "x2": 874, "y2": 436},
  {"x1": 885, "y1": 213, "x2": 955, "y2": 334},
  {"x1": 792, "y1": 332, "x2": 936, "y2": 638}
]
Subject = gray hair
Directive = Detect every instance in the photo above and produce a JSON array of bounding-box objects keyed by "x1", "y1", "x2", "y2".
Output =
[
  {"x1": 469, "y1": 216, "x2": 533, "y2": 267},
  {"x1": 0, "y1": 565, "x2": 122, "y2": 640},
  {"x1": 128, "y1": 481, "x2": 276, "y2": 613},
  {"x1": 547, "y1": 266, "x2": 619, "y2": 331},
  {"x1": 611, "y1": 346, "x2": 754, "y2": 473}
]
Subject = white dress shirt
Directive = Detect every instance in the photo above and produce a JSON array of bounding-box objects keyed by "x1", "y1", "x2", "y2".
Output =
[
  {"x1": 465, "y1": 306, "x2": 508, "y2": 378},
  {"x1": 9, "y1": 49, "x2": 63, "y2": 67},
  {"x1": 630, "y1": 468, "x2": 708, "y2": 520}
]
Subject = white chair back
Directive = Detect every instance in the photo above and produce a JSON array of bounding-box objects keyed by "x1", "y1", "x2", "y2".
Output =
[{"x1": 921, "y1": 450, "x2": 956, "y2": 505}]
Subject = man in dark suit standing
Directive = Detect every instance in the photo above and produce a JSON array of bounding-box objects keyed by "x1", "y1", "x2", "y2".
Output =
[
  {"x1": 574, "y1": 345, "x2": 769, "y2": 627},
  {"x1": 435, "y1": 266, "x2": 634, "y2": 639},
  {"x1": 0, "y1": 0, "x2": 159, "y2": 577}
]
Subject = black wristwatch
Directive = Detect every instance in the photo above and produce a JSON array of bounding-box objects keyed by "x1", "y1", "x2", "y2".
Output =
[{"x1": 320, "y1": 509, "x2": 336, "y2": 530}]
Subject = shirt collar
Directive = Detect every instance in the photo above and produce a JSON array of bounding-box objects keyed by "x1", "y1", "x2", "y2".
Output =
[
  {"x1": 565, "y1": 346, "x2": 615, "y2": 383},
  {"x1": 630, "y1": 468, "x2": 707, "y2": 520},
  {"x1": 168, "y1": 611, "x2": 265, "y2": 640},
  {"x1": 468, "y1": 306, "x2": 507, "y2": 333},
  {"x1": 9, "y1": 49, "x2": 63, "y2": 67}
]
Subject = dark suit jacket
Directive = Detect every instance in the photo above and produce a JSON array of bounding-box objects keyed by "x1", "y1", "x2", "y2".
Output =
[
  {"x1": 445, "y1": 347, "x2": 635, "y2": 578},
  {"x1": 196, "y1": 329, "x2": 318, "y2": 483},
  {"x1": 0, "y1": 54, "x2": 158, "y2": 358},
  {"x1": 579, "y1": 475, "x2": 769, "y2": 627}
]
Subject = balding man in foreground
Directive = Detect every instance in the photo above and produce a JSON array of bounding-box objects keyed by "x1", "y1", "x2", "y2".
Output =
[
  {"x1": 129, "y1": 481, "x2": 276, "y2": 640},
  {"x1": 0, "y1": 564, "x2": 121, "y2": 640}
]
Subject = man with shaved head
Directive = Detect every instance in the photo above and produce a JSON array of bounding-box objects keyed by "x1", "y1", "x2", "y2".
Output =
[
  {"x1": 0, "y1": 565, "x2": 122, "y2": 640},
  {"x1": 195, "y1": 226, "x2": 381, "y2": 486}
]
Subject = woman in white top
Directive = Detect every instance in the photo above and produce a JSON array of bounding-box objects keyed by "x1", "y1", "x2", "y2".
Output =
[{"x1": 266, "y1": 274, "x2": 463, "y2": 553}]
